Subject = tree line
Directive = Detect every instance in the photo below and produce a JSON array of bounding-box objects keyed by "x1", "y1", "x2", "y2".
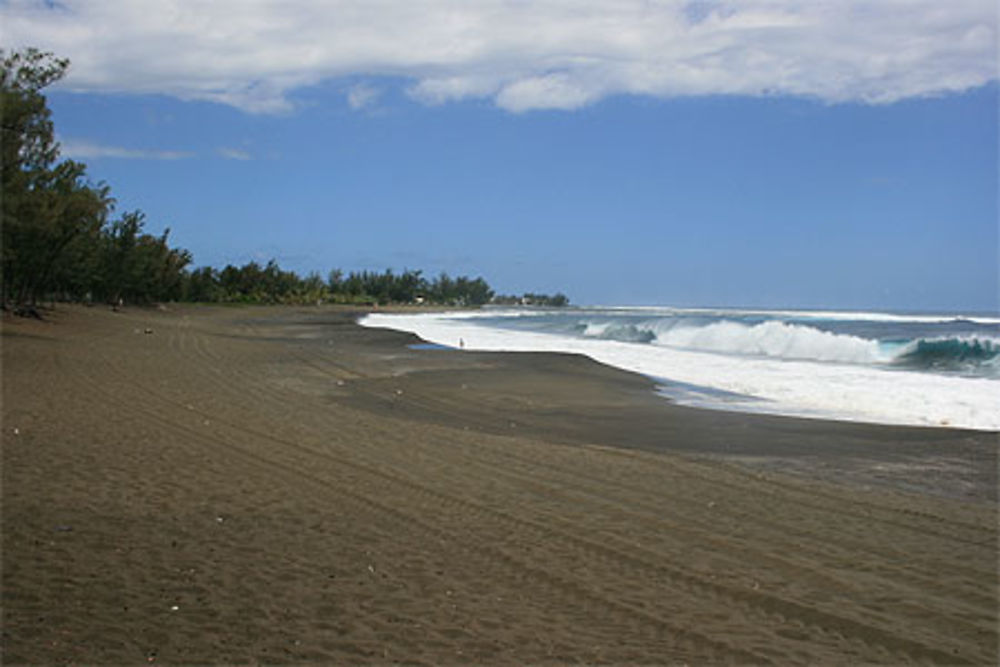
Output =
[
  {"x1": 492, "y1": 292, "x2": 570, "y2": 307},
  {"x1": 2, "y1": 49, "x2": 190, "y2": 309},
  {"x1": 1, "y1": 49, "x2": 568, "y2": 312},
  {"x1": 186, "y1": 264, "x2": 495, "y2": 306}
]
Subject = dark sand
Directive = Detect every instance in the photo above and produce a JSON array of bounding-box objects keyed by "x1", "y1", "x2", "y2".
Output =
[{"x1": 2, "y1": 304, "x2": 997, "y2": 664}]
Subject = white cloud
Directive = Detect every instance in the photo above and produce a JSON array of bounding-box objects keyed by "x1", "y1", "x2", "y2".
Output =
[
  {"x1": 217, "y1": 147, "x2": 252, "y2": 160},
  {"x1": 346, "y1": 83, "x2": 380, "y2": 110},
  {"x1": 60, "y1": 138, "x2": 194, "y2": 160},
  {"x1": 4, "y1": 1, "x2": 996, "y2": 113}
]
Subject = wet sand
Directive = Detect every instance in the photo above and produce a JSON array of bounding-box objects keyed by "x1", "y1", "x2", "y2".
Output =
[{"x1": 2, "y1": 304, "x2": 997, "y2": 664}]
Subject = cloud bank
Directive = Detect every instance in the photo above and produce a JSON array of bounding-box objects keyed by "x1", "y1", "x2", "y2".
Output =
[{"x1": 4, "y1": 1, "x2": 996, "y2": 113}]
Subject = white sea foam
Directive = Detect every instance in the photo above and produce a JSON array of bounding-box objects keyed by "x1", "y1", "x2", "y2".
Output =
[
  {"x1": 583, "y1": 321, "x2": 613, "y2": 337},
  {"x1": 650, "y1": 320, "x2": 886, "y2": 364},
  {"x1": 594, "y1": 305, "x2": 1000, "y2": 325},
  {"x1": 361, "y1": 312, "x2": 1000, "y2": 431}
]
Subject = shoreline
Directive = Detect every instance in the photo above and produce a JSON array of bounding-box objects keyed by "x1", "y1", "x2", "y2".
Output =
[
  {"x1": 3, "y1": 304, "x2": 997, "y2": 664},
  {"x1": 353, "y1": 309, "x2": 997, "y2": 503},
  {"x1": 360, "y1": 308, "x2": 1000, "y2": 433}
]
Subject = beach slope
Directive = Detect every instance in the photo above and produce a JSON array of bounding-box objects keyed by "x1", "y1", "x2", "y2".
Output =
[{"x1": 2, "y1": 305, "x2": 996, "y2": 664}]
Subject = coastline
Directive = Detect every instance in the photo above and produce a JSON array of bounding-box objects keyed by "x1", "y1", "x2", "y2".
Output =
[
  {"x1": 3, "y1": 304, "x2": 997, "y2": 664},
  {"x1": 357, "y1": 309, "x2": 998, "y2": 502},
  {"x1": 360, "y1": 308, "x2": 1000, "y2": 432}
]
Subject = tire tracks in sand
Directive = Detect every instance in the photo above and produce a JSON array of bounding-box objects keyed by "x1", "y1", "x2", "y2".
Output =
[{"x1": 46, "y1": 309, "x2": 997, "y2": 664}]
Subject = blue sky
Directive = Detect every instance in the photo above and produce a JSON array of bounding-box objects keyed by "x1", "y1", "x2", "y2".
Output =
[{"x1": 5, "y1": 1, "x2": 998, "y2": 311}]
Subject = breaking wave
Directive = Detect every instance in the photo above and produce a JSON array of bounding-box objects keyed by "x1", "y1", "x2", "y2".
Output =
[
  {"x1": 360, "y1": 310, "x2": 1000, "y2": 430},
  {"x1": 580, "y1": 321, "x2": 656, "y2": 343},
  {"x1": 651, "y1": 320, "x2": 882, "y2": 364},
  {"x1": 580, "y1": 318, "x2": 1000, "y2": 374},
  {"x1": 891, "y1": 336, "x2": 1000, "y2": 373}
]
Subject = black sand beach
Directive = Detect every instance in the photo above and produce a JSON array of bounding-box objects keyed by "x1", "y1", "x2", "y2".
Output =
[{"x1": 3, "y1": 304, "x2": 997, "y2": 664}]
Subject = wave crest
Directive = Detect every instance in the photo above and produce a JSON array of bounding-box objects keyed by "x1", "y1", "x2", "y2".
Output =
[
  {"x1": 651, "y1": 320, "x2": 883, "y2": 364},
  {"x1": 892, "y1": 336, "x2": 1000, "y2": 373},
  {"x1": 581, "y1": 321, "x2": 657, "y2": 343}
]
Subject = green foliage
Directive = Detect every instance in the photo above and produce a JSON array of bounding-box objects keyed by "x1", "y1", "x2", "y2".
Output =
[
  {"x1": 2, "y1": 49, "x2": 192, "y2": 308},
  {"x1": 493, "y1": 292, "x2": 570, "y2": 307},
  {"x1": 1, "y1": 48, "x2": 69, "y2": 178},
  {"x1": 180, "y1": 263, "x2": 499, "y2": 307},
  {"x1": 211, "y1": 260, "x2": 305, "y2": 303},
  {"x1": 425, "y1": 272, "x2": 494, "y2": 306},
  {"x1": 97, "y1": 211, "x2": 191, "y2": 303},
  {"x1": 1, "y1": 48, "x2": 102, "y2": 304},
  {"x1": 1, "y1": 47, "x2": 566, "y2": 312}
]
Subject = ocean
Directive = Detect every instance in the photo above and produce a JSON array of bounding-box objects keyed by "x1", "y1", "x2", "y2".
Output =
[{"x1": 360, "y1": 306, "x2": 1000, "y2": 431}]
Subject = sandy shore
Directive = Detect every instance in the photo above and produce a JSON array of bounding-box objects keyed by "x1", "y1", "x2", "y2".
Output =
[{"x1": 2, "y1": 304, "x2": 997, "y2": 664}]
